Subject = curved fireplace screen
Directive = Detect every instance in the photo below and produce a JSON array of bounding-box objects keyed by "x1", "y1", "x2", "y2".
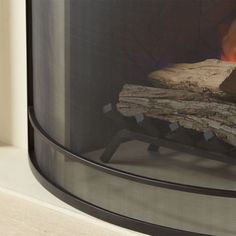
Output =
[{"x1": 27, "y1": 0, "x2": 236, "y2": 235}]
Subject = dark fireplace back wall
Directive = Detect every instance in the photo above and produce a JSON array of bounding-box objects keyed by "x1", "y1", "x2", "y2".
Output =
[{"x1": 32, "y1": 0, "x2": 236, "y2": 154}]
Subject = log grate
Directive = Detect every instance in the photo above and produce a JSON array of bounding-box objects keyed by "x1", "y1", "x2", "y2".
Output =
[{"x1": 101, "y1": 103, "x2": 236, "y2": 164}]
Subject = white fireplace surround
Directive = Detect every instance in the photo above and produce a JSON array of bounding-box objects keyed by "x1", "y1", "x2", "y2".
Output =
[{"x1": 0, "y1": 0, "x2": 27, "y2": 149}]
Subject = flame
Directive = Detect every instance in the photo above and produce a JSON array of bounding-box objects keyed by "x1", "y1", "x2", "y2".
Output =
[{"x1": 222, "y1": 19, "x2": 236, "y2": 62}]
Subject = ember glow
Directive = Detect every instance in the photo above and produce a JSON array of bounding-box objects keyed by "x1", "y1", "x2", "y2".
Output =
[{"x1": 222, "y1": 19, "x2": 236, "y2": 62}]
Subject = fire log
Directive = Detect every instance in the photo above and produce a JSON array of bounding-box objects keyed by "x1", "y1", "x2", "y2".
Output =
[
  {"x1": 149, "y1": 59, "x2": 236, "y2": 96},
  {"x1": 117, "y1": 84, "x2": 236, "y2": 147}
]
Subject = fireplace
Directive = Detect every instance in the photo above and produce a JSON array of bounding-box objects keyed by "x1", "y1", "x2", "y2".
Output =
[{"x1": 27, "y1": 0, "x2": 236, "y2": 235}]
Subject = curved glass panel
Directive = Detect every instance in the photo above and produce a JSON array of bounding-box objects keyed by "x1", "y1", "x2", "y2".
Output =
[
  {"x1": 33, "y1": 131, "x2": 236, "y2": 235},
  {"x1": 30, "y1": 0, "x2": 236, "y2": 234}
]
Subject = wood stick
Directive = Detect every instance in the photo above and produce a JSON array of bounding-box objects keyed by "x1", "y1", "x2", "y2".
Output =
[
  {"x1": 117, "y1": 84, "x2": 236, "y2": 147},
  {"x1": 149, "y1": 59, "x2": 236, "y2": 95}
]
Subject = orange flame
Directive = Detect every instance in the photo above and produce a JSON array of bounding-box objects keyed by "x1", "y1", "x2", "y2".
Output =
[{"x1": 221, "y1": 19, "x2": 236, "y2": 62}]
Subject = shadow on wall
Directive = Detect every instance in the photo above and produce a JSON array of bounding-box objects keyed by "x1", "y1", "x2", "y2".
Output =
[
  {"x1": 0, "y1": 0, "x2": 12, "y2": 145},
  {"x1": 0, "y1": 0, "x2": 27, "y2": 148}
]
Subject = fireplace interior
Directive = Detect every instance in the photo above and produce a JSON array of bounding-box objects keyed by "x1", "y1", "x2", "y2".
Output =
[{"x1": 28, "y1": 0, "x2": 236, "y2": 235}]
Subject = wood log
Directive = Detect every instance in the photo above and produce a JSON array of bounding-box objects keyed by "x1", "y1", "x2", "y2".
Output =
[
  {"x1": 148, "y1": 59, "x2": 236, "y2": 96},
  {"x1": 117, "y1": 84, "x2": 236, "y2": 147}
]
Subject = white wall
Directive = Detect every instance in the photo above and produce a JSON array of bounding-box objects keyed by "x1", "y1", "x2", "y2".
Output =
[{"x1": 0, "y1": 0, "x2": 27, "y2": 149}]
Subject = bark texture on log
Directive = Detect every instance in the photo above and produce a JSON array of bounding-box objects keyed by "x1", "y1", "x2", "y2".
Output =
[
  {"x1": 149, "y1": 59, "x2": 236, "y2": 95},
  {"x1": 117, "y1": 84, "x2": 236, "y2": 147}
]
